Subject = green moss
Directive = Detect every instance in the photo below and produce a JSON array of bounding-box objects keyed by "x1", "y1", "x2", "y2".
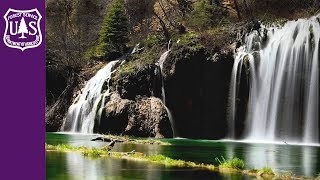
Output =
[
  {"x1": 101, "y1": 80, "x2": 109, "y2": 93},
  {"x1": 96, "y1": 96, "x2": 103, "y2": 114},
  {"x1": 248, "y1": 168, "x2": 258, "y2": 173},
  {"x1": 46, "y1": 143, "x2": 88, "y2": 152},
  {"x1": 309, "y1": 25, "x2": 315, "y2": 49},
  {"x1": 317, "y1": 17, "x2": 320, "y2": 24},
  {"x1": 243, "y1": 55, "x2": 251, "y2": 76},
  {"x1": 112, "y1": 46, "x2": 159, "y2": 82},
  {"x1": 46, "y1": 143, "x2": 213, "y2": 170},
  {"x1": 168, "y1": 35, "x2": 207, "y2": 70},
  {"x1": 263, "y1": 17, "x2": 288, "y2": 27},
  {"x1": 46, "y1": 144, "x2": 318, "y2": 179},
  {"x1": 258, "y1": 167, "x2": 275, "y2": 176},
  {"x1": 217, "y1": 157, "x2": 245, "y2": 170},
  {"x1": 46, "y1": 144, "x2": 109, "y2": 156},
  {"x1": 122, "y1": 154, "x2": 215, "y2": 170},
  {"x1": 94, "y1": 95, "x2": 103, "y2": 132},
  {"x1": 140, "y1": 35, "x2": 164, "y2": 48},
  {"x1": 111, "y1": 59, "x2": 138, "y2": 84},
  {"x1": 82, "y1": 148, "x2": 108, "y2": 157},
  {"x1": 103, "y1": 134, "x2": 171, "y2": 145},
  {"x1": 175, "y1": 32, "x2": 199, "y2": 45}
]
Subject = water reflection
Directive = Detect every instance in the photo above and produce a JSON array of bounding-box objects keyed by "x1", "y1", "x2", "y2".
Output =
[
  {"x1": 302, "y1": 146, "x2": 318, "y2": 177},
  {"x1": 47, "y1": 152, "x2": 164, "y2": 180},
  {"x1": 224, "y1": 142, "x2": 320, "y2": 176},
  {"x1": 46, "y1": 133, "x2": 320, "y2": 178},
  {"x1": 47, "y1": 152, "x2": 255, "y2": 180}
]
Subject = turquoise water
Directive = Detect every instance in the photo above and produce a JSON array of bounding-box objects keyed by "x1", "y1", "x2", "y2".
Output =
[{"x1": 46, "y1": 133, "x2": 320, "y2": 179}]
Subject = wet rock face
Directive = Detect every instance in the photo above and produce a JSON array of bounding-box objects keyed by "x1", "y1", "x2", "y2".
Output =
[
  {"x1": 111, "y1": 64, "x2": 162, "y2": 100},
  {"x1": 99, "y1": 93, "x2": 173, "y2": 138},
  {"x1": 125, "y1": 97, "x2": 173, "y2": 138},
  {"x1": 162, "y1": 43, "x2": 234, "y2": 139},
  {"x1": 99, "y1": 93, "x2": 134, "y2": 134},
  {"x1": 46, "y1": 73, "x2": 79, "y2": 132}
]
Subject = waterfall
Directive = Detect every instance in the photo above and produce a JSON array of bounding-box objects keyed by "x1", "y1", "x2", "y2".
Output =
[
  {"x1": 228, "y1": 15, "x2": 320, "y2": 143},
  {"x1": 158, "y1": 50, "x2": 170, "y2": 104},
  {"x1": 61, "y1": 60, "x2": 120, "y2": 134},
  {"x1": 157, "y1": 46, "x2": 177, "y2": 137}
]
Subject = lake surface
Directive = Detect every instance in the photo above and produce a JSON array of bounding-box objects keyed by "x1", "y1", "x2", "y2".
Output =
[{"x1": 46, "y1": 133, "x2": 320, "y2": 179}]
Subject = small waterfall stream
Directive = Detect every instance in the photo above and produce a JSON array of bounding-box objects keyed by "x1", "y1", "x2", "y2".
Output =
[
  {"x1": 157, "y1": 43, "x2": 177, "y2": 137},
  {"x1": 228, "y1": 15, "x2": 320, "y2": 143},
  {"x1": 61, "y1": 60, "x2": 120, "y2": 134},
  {"x1": 158, "y1": 50, "x2": 170, "y2": 104}
]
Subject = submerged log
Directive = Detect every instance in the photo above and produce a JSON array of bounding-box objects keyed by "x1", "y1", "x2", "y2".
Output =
[
  {"x1": 101, "y1": 140, "x2": 117, "y2": 151},
  {"x1": 91, "y1": 137, "x2": 112, "y2": 142},
  {"x1": 91, "y1": 136, "x2": 124, "y2": 143}
]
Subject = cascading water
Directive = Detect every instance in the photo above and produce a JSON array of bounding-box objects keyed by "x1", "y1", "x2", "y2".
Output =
[
  {"x1": 156, "y1": 45, "x2": 177, "y2": 137},
  {"x1": 61, "y1": 60, "x2": 119, "y2": 134},
  {"x1": 228, "y1": 15, "x2": 320, "y2": 144},
  {"x1": 158, "y1": 50, "x2": 170, "y2": 104}
]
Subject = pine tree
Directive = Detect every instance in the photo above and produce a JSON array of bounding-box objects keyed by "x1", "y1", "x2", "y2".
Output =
[
  {"x1": 18, "y1": 17, "x2": 28, "y2": 39},
  {"x1": 97, "y1": 0, "x2": 129, "y2": 60}
]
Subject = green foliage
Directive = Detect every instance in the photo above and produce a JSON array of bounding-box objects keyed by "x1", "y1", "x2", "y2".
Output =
[
  {"x1": 94, "y1": 96, "x2": 103, "y2": 132},
  {"x1": 258, "y1": 167, "x2": 275, "y2": 176},
  {"x1": 46, "y1": 143, "x2": 109, "y2": 157},
  {"x1": 114, "y1": 61, "x2": 137, "y2": 78},
  {"x1": 125, "y1": 154, "x2": 214, "y2": 170},
  {"x1": 112, "y1": 46, "x2": 159, "y2": 81},
  {"x1": 82, "y1": 148, "x2": 108, "y2": 157},
  {"x1": 84, "y1": 46, "x2": 100, "y2": 60},
  {"x1": 175, "y1": 32, "x2": 199, "y2": 45},
  {"x1": 145, "y1": 155, "x2": 186, "y2": 166},
  {"x1": 140, "y1": 35, "x2": 163, "y2": 48},
  {"x1": 166, "y1": 35, "x2": 207, "y2": 75},
  {"x1": 188, "y1": 0, "x2": 228, "y2": 28},
  {"x1": 248, "y1": 168, "x2": 258, "y2": 173},
  {"x1": 46, "y1": 143, "x2": 86, "y2": 152},
  {"x1": 96, "y1": 0, "x2": 129, "y2": 60},
  {"x1": 217, "y1": 157, "x2": 245, "y2": 170}
]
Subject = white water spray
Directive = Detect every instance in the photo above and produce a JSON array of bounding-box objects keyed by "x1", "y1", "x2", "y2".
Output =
[
  {"x1": 61, "y1": 60, "x2": 119, "y2": 134},
  {"x1": 229, "y1": 15, "x2": 320, "y2": 143}
]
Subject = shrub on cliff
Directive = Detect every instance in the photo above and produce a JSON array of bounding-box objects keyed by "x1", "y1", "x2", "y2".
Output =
[
  {"x1": 188, "y1": 0, "x2": 228, "y2": 29},
  {"x1": 96, "y1": 0, "x2": 129, "y2": 60}
]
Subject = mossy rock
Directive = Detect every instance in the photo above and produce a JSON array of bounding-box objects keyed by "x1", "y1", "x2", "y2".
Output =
[
  {"x1": 110, "y1": 44, "x2": 165, "y2": 100},
  {"x1": 111, "y1": 64, "x2": 161, "y2": 100},
  {"x1": 162, "y1": 37, "x2": 209, "y2": 79},
  {"x1": 257, "y1": 167, "x2": 275, "y2": 177},
  {"x1": 309, "y1": 25, "x2": 315, "y2": 50}
]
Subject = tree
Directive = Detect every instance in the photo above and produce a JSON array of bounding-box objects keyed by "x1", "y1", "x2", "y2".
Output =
[
  {"x1": 177, "y1": 0, "x2": 192, "y2": 16},
  {"x1": 97, "y1": 0, "x2": 129, "y2": 60},
  {"x1": 18, "y1": 17, "x2": 28, "y2": 39},
  {"x1": 233, "y1": 0, "x2": 242, "y2": 19},
  {"x1": 188, "y1": 0, "x2": 224, "y2": 28}
]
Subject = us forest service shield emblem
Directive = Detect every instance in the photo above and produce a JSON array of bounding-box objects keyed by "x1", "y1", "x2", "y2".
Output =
[{"x1": 3, "y1": 9, "x2": 42, "y2": 51}]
